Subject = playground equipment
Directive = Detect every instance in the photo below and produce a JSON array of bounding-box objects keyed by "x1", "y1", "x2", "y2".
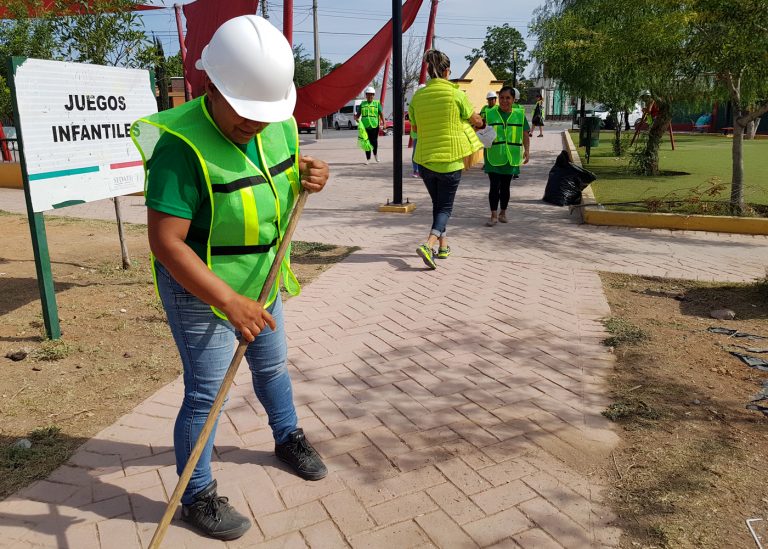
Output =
[{"x1": 629, "y1": 97, "x2": 676, "y2": 150}]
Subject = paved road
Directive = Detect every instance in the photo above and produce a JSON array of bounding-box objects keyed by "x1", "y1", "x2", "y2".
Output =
[{"x1": 1, "y1": 130, "x2": 765, "y2": 548}]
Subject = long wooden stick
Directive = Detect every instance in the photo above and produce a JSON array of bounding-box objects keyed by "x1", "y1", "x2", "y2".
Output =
[{"x1": 149, "y1": 190, "x2": 309, "y2": 549}]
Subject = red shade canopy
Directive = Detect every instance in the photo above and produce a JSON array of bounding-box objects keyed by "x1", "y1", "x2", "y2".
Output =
[{"x1": 0, "y1": 1, "x2": 162, "y2": 18}]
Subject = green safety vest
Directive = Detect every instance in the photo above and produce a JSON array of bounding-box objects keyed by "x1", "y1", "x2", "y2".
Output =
[
  {"x1": 486, "y1": 105, "x2": 525, "y2": 167},
  {"x1": 131, "y1": 96, "x2": 302, "y2": 319},
  {"x1": 360, "y1": 100, "x2": 381, "y2": 129}
]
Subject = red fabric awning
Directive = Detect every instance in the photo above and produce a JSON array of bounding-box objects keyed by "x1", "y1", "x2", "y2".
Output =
[
  {"x1": 181, "y1": 0, "x2": 425, "y2": 123},
  {"x1": 0, "y1": 1, "x2": 162, "y2": 18},
  {"x1": 182, "y1": 0, "x2": 261, "y2": 99},
  {"x1": 294, "y1": 0, "x2": 425, "y2": 123}
]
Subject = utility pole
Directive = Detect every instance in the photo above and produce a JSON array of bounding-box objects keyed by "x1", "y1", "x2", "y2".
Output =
[
  {"x1": 313, "y1": 0, "x2": 322, "y2": 139},
  {"x1": 512, "y1": 48, "x2": 517, "y2": 89},
  {"x1": 392, "y1": 0, "x2": 403, "y2": 205},
  {"x1": 173, "y1": 3, "x2": 192, "y2": 101}
]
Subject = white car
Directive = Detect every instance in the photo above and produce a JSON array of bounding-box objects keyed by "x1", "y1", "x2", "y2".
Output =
[
  {"x1": 332, "y1": 100, "x2": 362, "y2": 130},
  {"x1": 594, "y1": 104, "x2": 643, "y2": 128}
]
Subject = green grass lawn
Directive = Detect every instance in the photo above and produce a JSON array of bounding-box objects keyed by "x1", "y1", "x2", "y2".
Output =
[{"x1": 573, "y1": 132, "x2": 768, "y2": 211}]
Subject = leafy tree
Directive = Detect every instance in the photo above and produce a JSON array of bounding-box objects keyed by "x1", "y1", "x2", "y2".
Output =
[
  {"x1": 164, "y1": 52, "x2": 183, "y2": 78},
  {"x1": 55, "y1": 0, "x2": 154, "y2": 68},
  {"x1": 0, "y1": 1, "x2": 58, "y2": 121},
  {"x1": 466, "y1": 23, "x2": 527, "y2": 84},
  {"x1": 689, "y1": 0, "x2": 768, "y2": 212},
  {"x1": 532, "y1": 0, "x2": 708, "y2": 175},
  {"x1": 293, "y1": 44, "x2": 335, "y2": 88}
]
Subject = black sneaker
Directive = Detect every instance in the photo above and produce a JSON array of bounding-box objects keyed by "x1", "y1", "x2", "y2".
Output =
[
  {"x1": 181, "y1": 480, "x2": 251, "y2": 541},
  {"x1": 275, "y1": 428, "x2": 328, "y2": 481}
]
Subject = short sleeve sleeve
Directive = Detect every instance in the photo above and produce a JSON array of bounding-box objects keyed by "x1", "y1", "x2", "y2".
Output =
[{"x1": 145, "y1": 134, "x2": 204, "y2": 220}]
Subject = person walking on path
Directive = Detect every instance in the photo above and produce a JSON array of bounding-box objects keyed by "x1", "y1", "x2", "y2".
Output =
[
  {"x1": 131, "y1": 15, "x2": 329, "y2": 542},
  {"x1": 484, "y1": 86, "x2": 530, "y2": 226},
  {"x1": 408, "y1": 49, "x2": 484, "y2": 269},
  {"x1": 530, "y1": 93, "x2": 545, "y2": 137},
  {"x1": 355, "y1": 86, "x2": 385, "y2": 164},
  {"x1": 480, "y1": 90, "x2": 497, "y2": 122}
]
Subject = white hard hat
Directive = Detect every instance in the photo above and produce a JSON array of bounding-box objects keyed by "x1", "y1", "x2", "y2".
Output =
[
  {"x1": 486, "y1": 91, "x2": 497, "y2": 99},
  {"x1": 195, "y1": 15, "x2": 296, "y2": 123},
  {"x1": 365, "y1": 86, "x2": 376, "y2": 94}
]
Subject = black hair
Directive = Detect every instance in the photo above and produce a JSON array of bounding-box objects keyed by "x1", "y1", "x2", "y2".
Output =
[{"x1": 498, "y1": 86, "x2": 515, "y2": 97}]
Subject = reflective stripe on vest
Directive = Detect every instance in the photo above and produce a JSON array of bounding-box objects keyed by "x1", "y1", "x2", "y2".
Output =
[
  {"x1": 360, "y1": 100, "x2": 380, "y2": 128},
  {"x1": 486, "y1": 105, "x2": 525, "y2": 167},
  {"x1": 131, "y1": 96, "x2": 302, "y2": 318}
]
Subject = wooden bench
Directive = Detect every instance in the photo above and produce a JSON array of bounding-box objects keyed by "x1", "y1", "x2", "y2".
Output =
[{"x1": 721, "y1": 126, "x2": 734, "y2": 135}]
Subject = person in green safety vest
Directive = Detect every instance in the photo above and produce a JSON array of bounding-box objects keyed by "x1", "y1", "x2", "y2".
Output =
[
  {"x1": 355, "y1": 86, "x2": 385, "y2": 164},
  {"x1": 480, "y1": 90, "x2": 497, "y2": 122},
  {"x1": 483, "y1": 86, "x2": 530, "y2": 226},
  {"x1": 132, "y1": 15, "x2": 330, "y2": 542}
]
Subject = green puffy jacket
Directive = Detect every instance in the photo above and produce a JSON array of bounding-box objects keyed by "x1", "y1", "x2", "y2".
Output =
[{"x1": 410, "y1": 79, "x2": 482, "y2": 170}]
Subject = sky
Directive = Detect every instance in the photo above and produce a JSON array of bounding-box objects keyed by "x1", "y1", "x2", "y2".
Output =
[{"x1": 140, "y1": 0, "x2": 546, "y2": 79}]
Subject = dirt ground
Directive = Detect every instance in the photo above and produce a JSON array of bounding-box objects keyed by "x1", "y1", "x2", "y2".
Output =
[
  {"x1": 0, "y1": 210, "x2": 354, "y2": 499},
  {"x1": 600, "y1": 272, "x2": 768, "y2": 549}
]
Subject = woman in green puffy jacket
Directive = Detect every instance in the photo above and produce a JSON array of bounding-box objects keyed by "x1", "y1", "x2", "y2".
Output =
[{"x1": 408, "y1": 49, "x2": 484, "y2": 270}]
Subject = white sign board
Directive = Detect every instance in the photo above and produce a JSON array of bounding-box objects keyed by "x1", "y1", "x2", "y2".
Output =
[{"x1": 13, "y1": 59, "x2": 157, "y2": 212}]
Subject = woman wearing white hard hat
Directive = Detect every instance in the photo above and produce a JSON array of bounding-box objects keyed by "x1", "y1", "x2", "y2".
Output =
[
  {"x1": 132, "y1": 15, "x2": 329, "y2": 541},
  {"x1": 355, "y1": 86, "x2": 385, "y2": 164},
  {"x1": 480, "y1": 90, "x2": 497, "y2": 122}
]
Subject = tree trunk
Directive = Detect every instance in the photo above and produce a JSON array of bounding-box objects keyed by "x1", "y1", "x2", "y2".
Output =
[
  {"x1": 624, "y1": 109, "x2": 631, "y2": 131},
  {"x1": 639, "y1": 102, "x2": 671, "y2": 176},
  {"x1": 611, "y1": 112, "x2": 623, "y2": 156},
  {"x1": 745, "y1": 118, "x2": 760, "y2": 140},
  {"x1": 731, "y1": 117, "x2": 745, "y2": 215},
  {"x1": 113, "y1": 197, "x2": 131, "y2": 269}
]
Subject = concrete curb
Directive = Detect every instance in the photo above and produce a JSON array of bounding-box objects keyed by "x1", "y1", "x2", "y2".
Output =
[{"x1": 562, "y1": 130, "x2": 768, "y2": 235}]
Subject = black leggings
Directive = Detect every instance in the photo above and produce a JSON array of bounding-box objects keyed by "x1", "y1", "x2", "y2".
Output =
[
  {"x1": 488, "y1": 172, "x2": 513, "y2": 211},
  {"x1": 365, "y1": 127, "x2": 379, "y2": 159}
]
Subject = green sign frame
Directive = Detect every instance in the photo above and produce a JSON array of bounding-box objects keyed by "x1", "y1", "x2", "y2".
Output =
[{"x1": 8, "y1": 56, "x2": 61, "y2": 340}]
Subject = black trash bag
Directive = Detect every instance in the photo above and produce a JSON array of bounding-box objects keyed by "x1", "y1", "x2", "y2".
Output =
[{"x1": 542, "y1": 150, "x2": 597, "y2": 206}]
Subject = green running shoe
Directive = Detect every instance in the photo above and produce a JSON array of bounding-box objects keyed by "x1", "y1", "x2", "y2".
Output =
[
  {"x1": 416, "y1": 244, "x2": 437, "y2": 269},
  {"x1": 436, "y1": 246, "x2": 452, "y2": 259}
]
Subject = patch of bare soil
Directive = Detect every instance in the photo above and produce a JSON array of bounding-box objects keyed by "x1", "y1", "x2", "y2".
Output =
[
  {"x1": 0, "y1": 210, "x2": 354, "y2": 499},
  {"x1": 600, "y1": 272, "x2": 768, "y2": 549}
]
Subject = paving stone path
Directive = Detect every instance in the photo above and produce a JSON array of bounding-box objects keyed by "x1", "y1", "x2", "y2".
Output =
[{"x1": 1, "y1": 131, "x2": 766, "y2": 548}]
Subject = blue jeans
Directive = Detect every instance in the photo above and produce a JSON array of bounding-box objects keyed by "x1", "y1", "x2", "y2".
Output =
[
  {"x1": 155, "y1": 262, "x2": 297, "y2": 504},
  {"x1": 420, "y1": 166, "x2": 462, "y2": 238},
  {"x1": 412, "y1": 138, "x2": 420, "y2": 174}
]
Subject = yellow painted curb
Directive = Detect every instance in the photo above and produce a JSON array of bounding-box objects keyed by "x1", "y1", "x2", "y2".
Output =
[
  {"x1": 379, "y1": 202, "x2": 416, "y2": 213},
  {"x1": 562, "y1": 130, "x2": 768, "y2": 235},
  {"x1": 0, "y1": 162, "x2": 23, "y2": 189},
  {"x1": 583, "y1": 208, "x2": 768, "y2": 235}
]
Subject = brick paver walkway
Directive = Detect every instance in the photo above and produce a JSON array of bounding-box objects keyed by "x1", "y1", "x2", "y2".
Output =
[{"x1": 2, "y1": 131, "x2": 766, "y2": 548}]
